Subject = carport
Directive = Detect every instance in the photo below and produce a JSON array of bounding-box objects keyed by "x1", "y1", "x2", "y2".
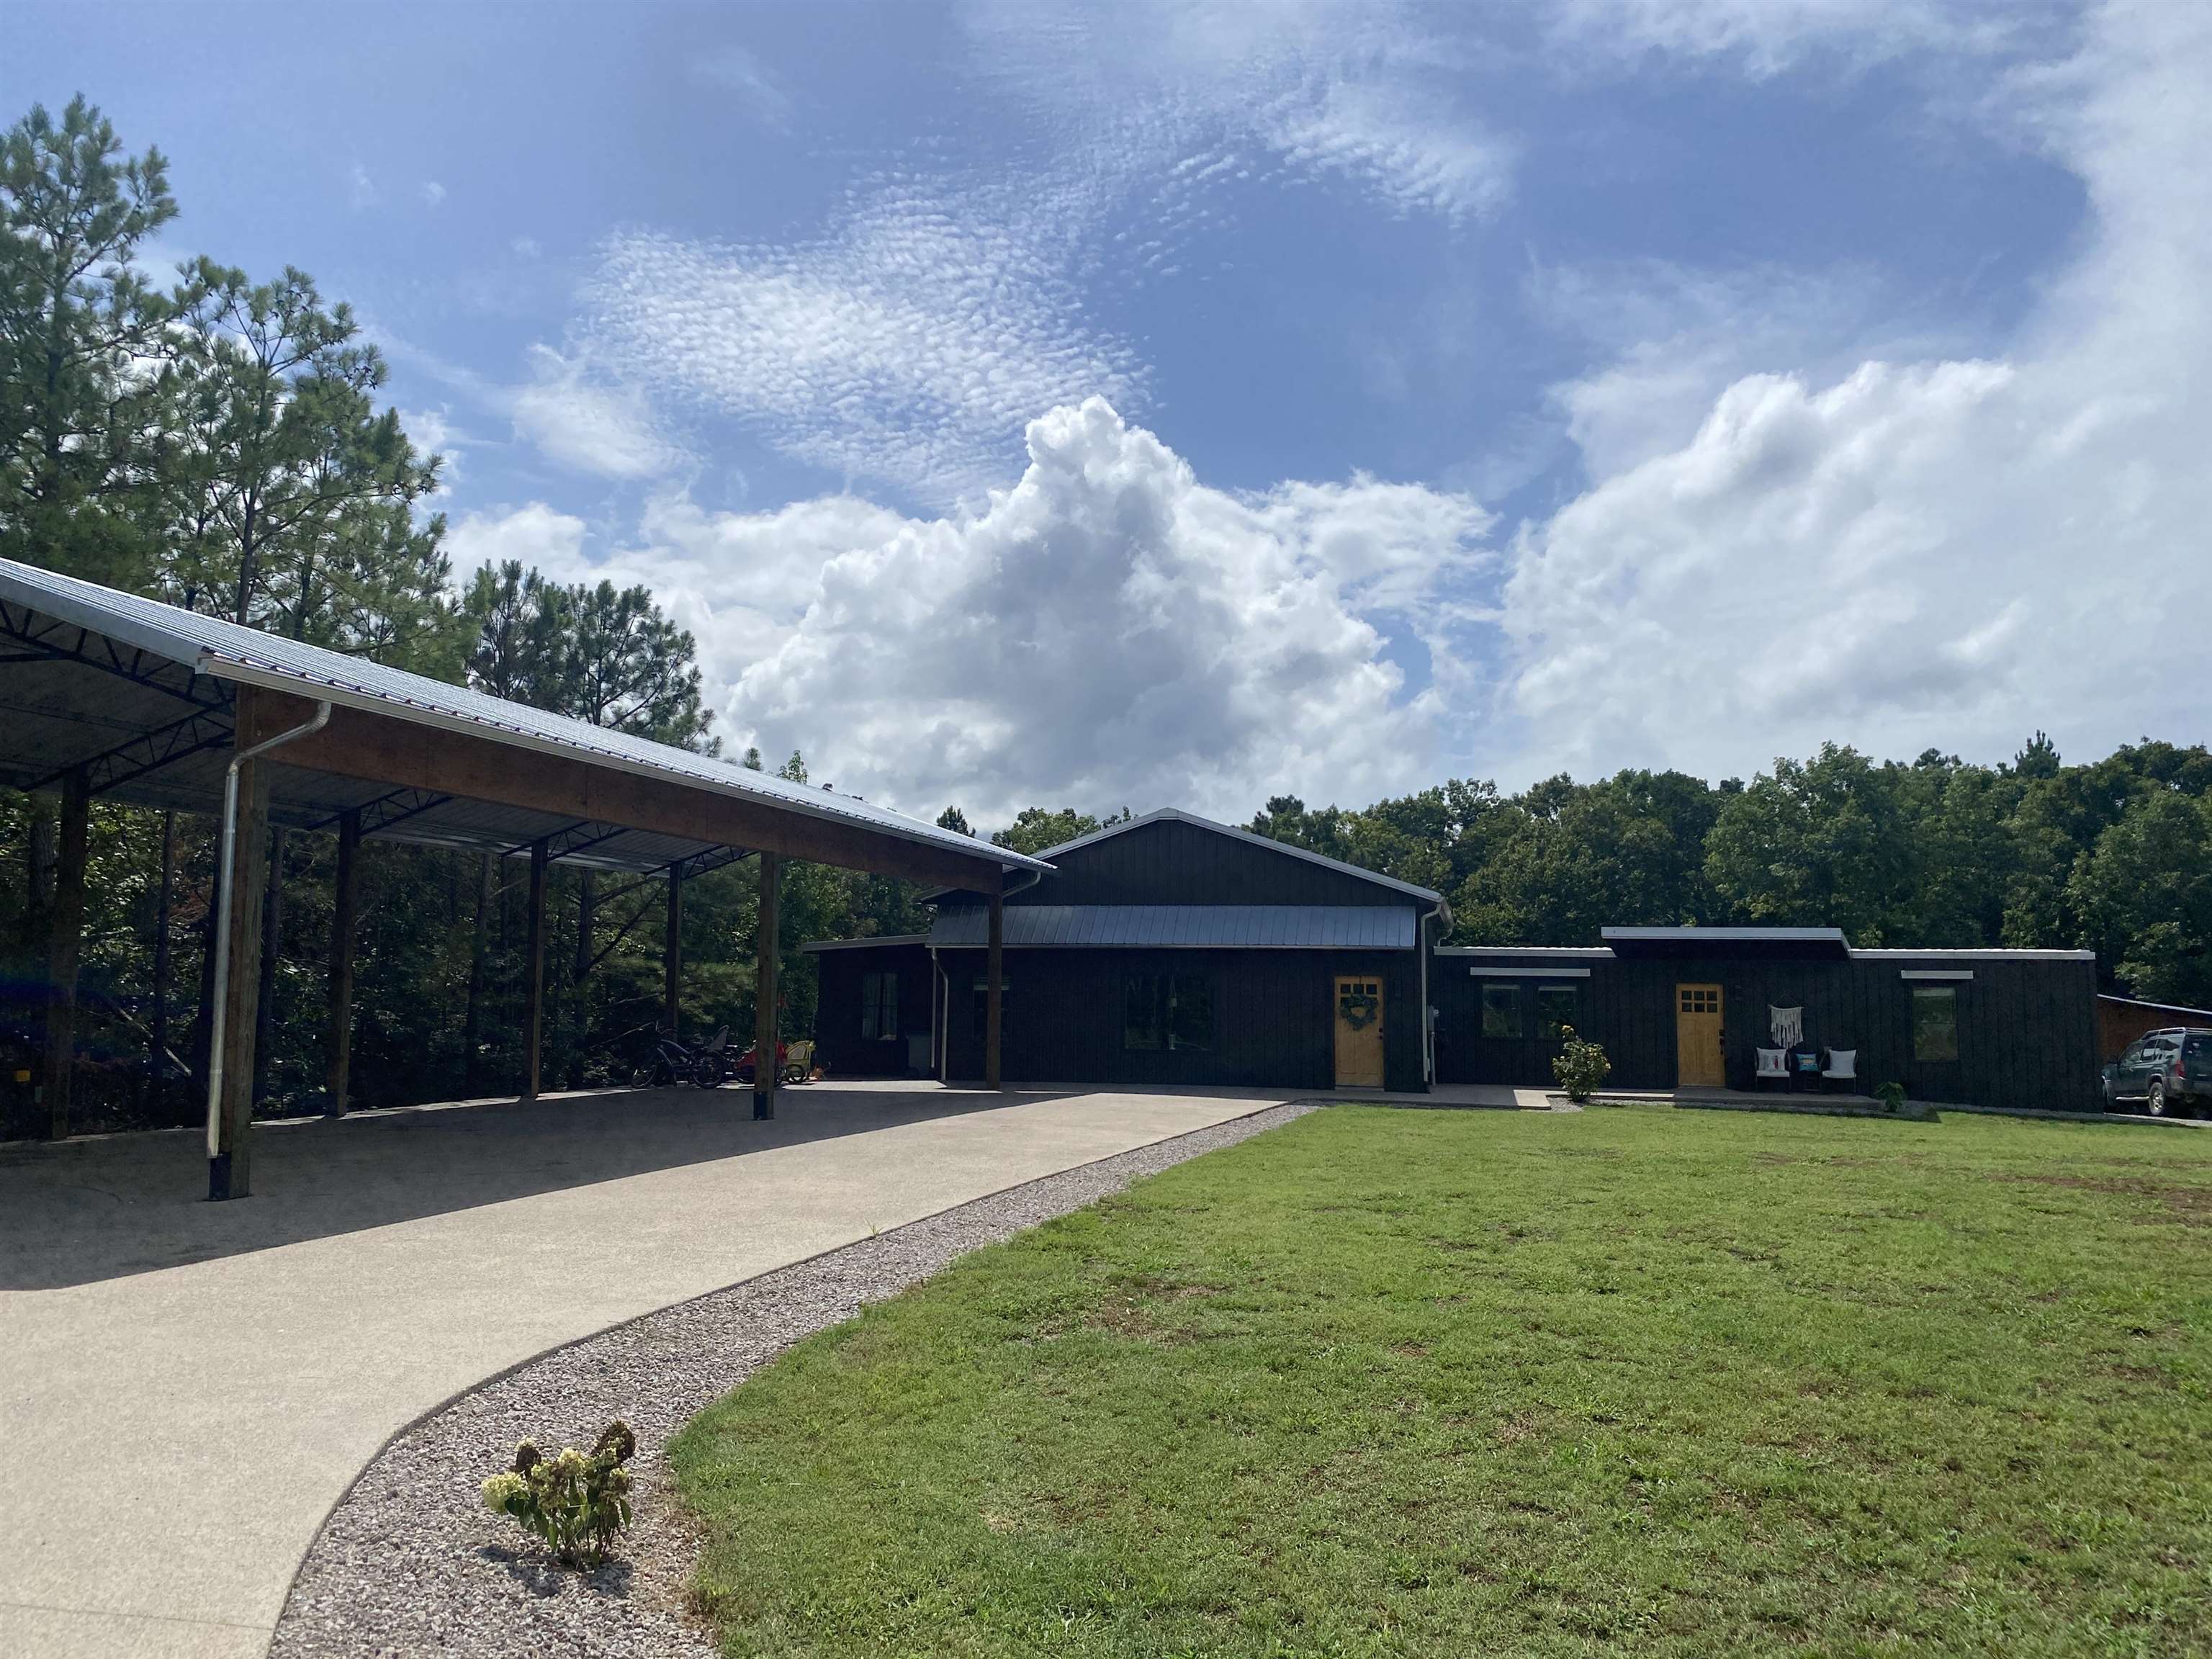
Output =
[{"x1": 0, "y1": 556, "x2": 1038, "y2": 1194}]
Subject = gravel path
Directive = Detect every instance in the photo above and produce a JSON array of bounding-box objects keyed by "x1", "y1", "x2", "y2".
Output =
[{"x1": 271, "y1": 1100, "x2": 1317, "y2": 1659}]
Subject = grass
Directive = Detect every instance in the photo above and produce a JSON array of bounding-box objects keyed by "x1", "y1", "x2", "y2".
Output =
[{"x1": 669, "y1": 1107, "x2": 2212, "y2": 1657}]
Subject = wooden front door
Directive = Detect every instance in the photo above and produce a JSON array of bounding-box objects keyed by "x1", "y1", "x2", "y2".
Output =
[
  {"x1": 1676, "y1": 983, "x2": 1725, "y2": 1088},
  {"x1": 1334, "y1": 975, "x2": 1385, "y2": 1089}
]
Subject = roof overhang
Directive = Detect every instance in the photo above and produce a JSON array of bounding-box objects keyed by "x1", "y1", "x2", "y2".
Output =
[
  {"x1": 0, "y1": 557, "x2": 1048, "y2": 888},
  {"x1": 1601, "y1": 926, "x2": 1851, "y2": 960}
]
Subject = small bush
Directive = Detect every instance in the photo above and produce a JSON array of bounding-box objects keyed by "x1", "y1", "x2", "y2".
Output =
[
  {"x1": 1552, "y1": 1026, "x2": 1612, "y2": 1102},
  {"x1": 482, "y1": 1419, "x2": 637, "y2": 1566},
  {"x1": 1875, "y1": 1080, "x2": 1908, "y2": 1115}
]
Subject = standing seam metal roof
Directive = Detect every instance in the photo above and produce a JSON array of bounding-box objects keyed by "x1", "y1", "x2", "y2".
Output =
[
  {"x1": 929, "y1": 904, "x2": 1417, "y2": 950},
  {"x1": 0, "y1": 556, "x2": 1048, "y2": 874}
]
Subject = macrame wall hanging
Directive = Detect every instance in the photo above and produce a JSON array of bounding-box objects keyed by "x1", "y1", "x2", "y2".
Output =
[{"x1": 1769, "y1": 1006, "x2": 1804, "y2": 1048}]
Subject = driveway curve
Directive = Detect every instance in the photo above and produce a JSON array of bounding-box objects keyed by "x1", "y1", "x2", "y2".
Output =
[{"x1": 0, "y1": 1082, "x2": 1289, "y2": 1658}]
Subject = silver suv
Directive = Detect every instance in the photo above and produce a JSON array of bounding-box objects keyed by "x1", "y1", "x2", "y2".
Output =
[{"x1": 2101, "y1": 1027, "x2": 2212, "y2": 1117}]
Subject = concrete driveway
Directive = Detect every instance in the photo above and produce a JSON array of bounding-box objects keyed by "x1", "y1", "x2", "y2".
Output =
[{"x1": 0, "y1": 1082, "x2": 1292, "y2": 1658}]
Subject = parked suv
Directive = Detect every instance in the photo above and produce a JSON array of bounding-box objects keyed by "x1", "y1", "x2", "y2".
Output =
[{"x1": 2102, "y1": 1027, "x2": 2212, "y2": 1116}]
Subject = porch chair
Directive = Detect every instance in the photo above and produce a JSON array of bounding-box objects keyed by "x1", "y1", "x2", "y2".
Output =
[
  {"x1": 1754, "y1": 1048, "x2": 1791, "y2": 1092},
  {"x1": 1820, "y1": 1048, "x2": 1858, "y2": 1094}
]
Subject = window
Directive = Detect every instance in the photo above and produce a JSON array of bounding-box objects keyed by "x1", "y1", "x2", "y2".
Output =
[
  {"x1": 1912, "y1": 986, "x2": 1959, "y2": 1062},
  {"x1": 971, "y1": 976, "x2": 1010, "y2": 1040},
  {"x1": 1123, "y1": 971, "x2": 1215, "y2": 1052},
  {"x1": 1481, "y1": 982, "x2": 1523, "y2": 1038},
  {"x1": 860, "y1": 970, "x2": 899, "y2": 1041},
  {"x1": 1537, "y1": 984, "x2": 1578, "y2": 1040},
  {"x1": 1678, "y1": 986, "x2": 1719, "y2": 1014}
]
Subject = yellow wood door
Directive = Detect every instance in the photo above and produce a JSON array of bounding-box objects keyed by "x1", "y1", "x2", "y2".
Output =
[
  {"x1": 1676, "y1": 983, "x2": 1725, "y2": 1088},
  {"x1": 1334, "y1": 976, "x2": 1385, "y2": 1089}
]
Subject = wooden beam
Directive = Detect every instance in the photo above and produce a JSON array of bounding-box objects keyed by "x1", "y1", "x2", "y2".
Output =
[
  {"x1": 42, "y1": 765, "x2": 89, "y2": 1138},
  {"x1": 521, "y1": 839, "x2": 549, "y2": 1101},
  {"x1": 215, "y1": 748, "x2": 271, "y2": 1197},
  {"x1": 664, "y1": 863, "x2": 685, "y2": 1039},
  {"x1": 752, "y1": 850, "x2": 780, "y2": 1121},
  {"x1": 238, "y1": 691, "x2": 1010, "y2": 894},
  {"x1": 324, "y1": 809, "x2": 359, "y2": 1115},
  {"x1": 986, "y1": 891, "x2": 1004, "y2": 1090}
]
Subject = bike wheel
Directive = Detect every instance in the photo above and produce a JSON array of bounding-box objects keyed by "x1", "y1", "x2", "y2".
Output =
[
  {"x1": 692, "y1": 1053, "x2": 724, "y2": 1089},
  {"x1": 629, "y1": 1063, "x2": 657, "y2": 1089}
]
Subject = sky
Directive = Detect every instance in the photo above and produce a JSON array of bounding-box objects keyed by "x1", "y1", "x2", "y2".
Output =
[{"x1": 8, "y1": 1, "x2": 2208, "y2": 826}]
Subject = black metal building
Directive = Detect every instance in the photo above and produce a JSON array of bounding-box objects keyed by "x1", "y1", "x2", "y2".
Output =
[
  {"x1": 804, "y1": 819, "x2": 2104, "y2": 1112},
  {"x1": 803, "y1": 810, "x2": 1447, "y2": 1093},
  {"x1": 1434, "y1": 928, "x2": 2100, "y2": 1112}
]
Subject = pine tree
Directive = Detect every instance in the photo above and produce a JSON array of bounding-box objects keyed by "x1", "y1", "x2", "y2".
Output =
[{"x1": 0, "y1": 95, "x2": 204, "y2": 588}]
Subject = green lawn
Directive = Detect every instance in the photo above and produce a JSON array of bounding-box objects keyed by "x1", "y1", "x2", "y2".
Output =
[{"x1": 670, "y1": 1107, "x2": 2212, "y2": 1657}]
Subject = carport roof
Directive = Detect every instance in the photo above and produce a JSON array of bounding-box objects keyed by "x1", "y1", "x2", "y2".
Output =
[{"x1": 0, "y1": 557, "x2": 1050, "y2": 880}]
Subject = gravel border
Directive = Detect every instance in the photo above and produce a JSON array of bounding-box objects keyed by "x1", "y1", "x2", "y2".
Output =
[{"x1": 271, "y1": 1100, "x2": 1318, "y2": 1659}]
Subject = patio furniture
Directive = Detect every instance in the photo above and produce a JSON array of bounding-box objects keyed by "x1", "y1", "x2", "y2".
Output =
[
  {"x1": 1755, "y1": 1048, "x2": 1790, "y2": 1091},
  {"x1": 1821, "y1": 1048, "x2": 1858, "y2": 1093},
  {"x1": 1791, "y1": 1048, "x2": 1821, "y2": 1091}
]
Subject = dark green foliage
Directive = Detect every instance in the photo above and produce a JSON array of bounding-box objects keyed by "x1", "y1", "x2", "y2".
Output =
[
  {"x1": 990, "y1": 806, "x2": 1130, "y2": 856},
  {"x1": 1550, "y1": 1024, "x2": 1610, "y2": 1101},
  {"x1": 1250, "y1": 740, "x2": 2212, "y2": 1005},
  {"x1": 672, "y1": 1108, "x2": 2212, "y2": 1657},
  {"x1": 481, "y1": 1419, "x2": 637, "y2": 1567}
]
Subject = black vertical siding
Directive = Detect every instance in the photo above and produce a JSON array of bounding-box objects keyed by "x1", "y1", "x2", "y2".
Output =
[
  {"x1": 937, "y1": 945, "x2": 1424, "y2": 1093},
  {"x1": 808, "y1": 943, "x2": 934, "y2": 1079},
  {"x1": 1433, "y1": 948, "x2": 2099, "y2": 1110}
]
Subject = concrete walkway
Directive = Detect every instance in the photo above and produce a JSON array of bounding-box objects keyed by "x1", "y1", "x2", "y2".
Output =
[{"x1": 0, "y1": 1082, "x2": 1292, "y2": 1658}]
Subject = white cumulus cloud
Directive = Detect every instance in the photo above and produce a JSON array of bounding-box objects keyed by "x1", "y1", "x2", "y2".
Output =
[
  {"x1": 480, "y1": 400, "x2": 1486, "y2": 820},
  {"x1": 1493, "y1": 0, "x2": 2212, "y2": 783}
]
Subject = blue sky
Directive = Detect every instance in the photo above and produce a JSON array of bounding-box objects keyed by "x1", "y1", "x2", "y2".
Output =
[{"x1": 9, "y1": 1, "x2": 2206, "y2": 822}]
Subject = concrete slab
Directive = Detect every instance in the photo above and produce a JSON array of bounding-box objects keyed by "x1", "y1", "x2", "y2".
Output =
[{"x1": 0, "y1": 1082, "x2": 1292, "y2": 1658}]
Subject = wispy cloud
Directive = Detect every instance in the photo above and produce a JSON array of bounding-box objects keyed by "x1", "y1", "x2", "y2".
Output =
[
  {"x1": 348, "y1": 163, "x2": 377, "y2": 210},
  {"x1": 421, "y1": 180, "x2": 447, "y2": 207},
  {"x1": 585, "y1": 179, "x2": 1145, "y2": 503},
  {"x1": 693, "y1": 45, "x2": 793, "y2": 127},
  {"x1": 509, "y1": 343, "x2": 688, "y2": 481}
]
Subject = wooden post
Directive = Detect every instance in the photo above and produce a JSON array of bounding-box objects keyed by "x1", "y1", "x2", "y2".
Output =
[
  {"x1": 521, "y1": 840, "x2": 549, "y2": 1101},
  {"x1": 664, "y1": 863, "x2": 685, "y2": 1039},
  {"x1": 986, "y1": 889, "x2": 1004, "y2": 1090},
  {"x1": 149, "y1": 809, "x2": 174, "y2": 1120},
  {"x1": 324, "y1": 809, "x2": 359, "y2": 1115},
  {"x1": 42, "y1": 767, "x2": 89, "y2": 1139},
  {"x1": 569, "y1": 871, "x2": 594, "y2": 1089},
  {"x1": 254, "y1": 827, "x2": 284, "y2": 1105},
  {"x1": 214, "y1": 754, "x2": 271, "y2": 1197},
  {"x1": 752, "y1": 851, "x2": 780, "y2": 1120}
]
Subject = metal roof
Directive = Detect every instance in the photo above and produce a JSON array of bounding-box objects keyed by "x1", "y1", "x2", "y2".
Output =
[
  {"x1": 929, "y1": 904, "x2": 1417, "y2": 950},
  {"x1": 799, "y1": 934, "x2": 930, "y2": 954},
  {"x1": 0, "y1": 556, "x2": 1049, "y2": 878}
]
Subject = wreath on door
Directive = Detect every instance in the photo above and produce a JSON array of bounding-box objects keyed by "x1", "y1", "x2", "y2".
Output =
[{"x1": 1339, "y1": 988, "x2": 1380, "y2": 1030}]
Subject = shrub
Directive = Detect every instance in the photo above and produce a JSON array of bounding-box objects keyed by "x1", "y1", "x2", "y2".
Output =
[
  {"x1": 1552, "y1": 1026, "x2": 1611, "y2": 1102},
  {"x1": 1875, "y1": 1080, "x2": 1908, "y2": 1115},
  {"x1": 482, "y1": 1419, "x2": 637, "y2": 1566}
]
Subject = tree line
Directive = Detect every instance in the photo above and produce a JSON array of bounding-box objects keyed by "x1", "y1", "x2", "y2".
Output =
[{"x1": 4, "y1": 96, "x2": 2206, "y2": 1138}]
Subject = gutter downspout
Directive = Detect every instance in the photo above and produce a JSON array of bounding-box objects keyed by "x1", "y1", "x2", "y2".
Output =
[
  {"x1": 1419, "y1": 902, "x2": 1443, "y2": 1088},
  {"x1": 206, "y1": 699, "x2": 331, "y2": 1199}
]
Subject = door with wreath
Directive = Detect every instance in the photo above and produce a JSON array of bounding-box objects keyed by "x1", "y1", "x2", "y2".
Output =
[{"x1": 1334, "y1": 975, "x2": 1385, "y2": 1089}]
